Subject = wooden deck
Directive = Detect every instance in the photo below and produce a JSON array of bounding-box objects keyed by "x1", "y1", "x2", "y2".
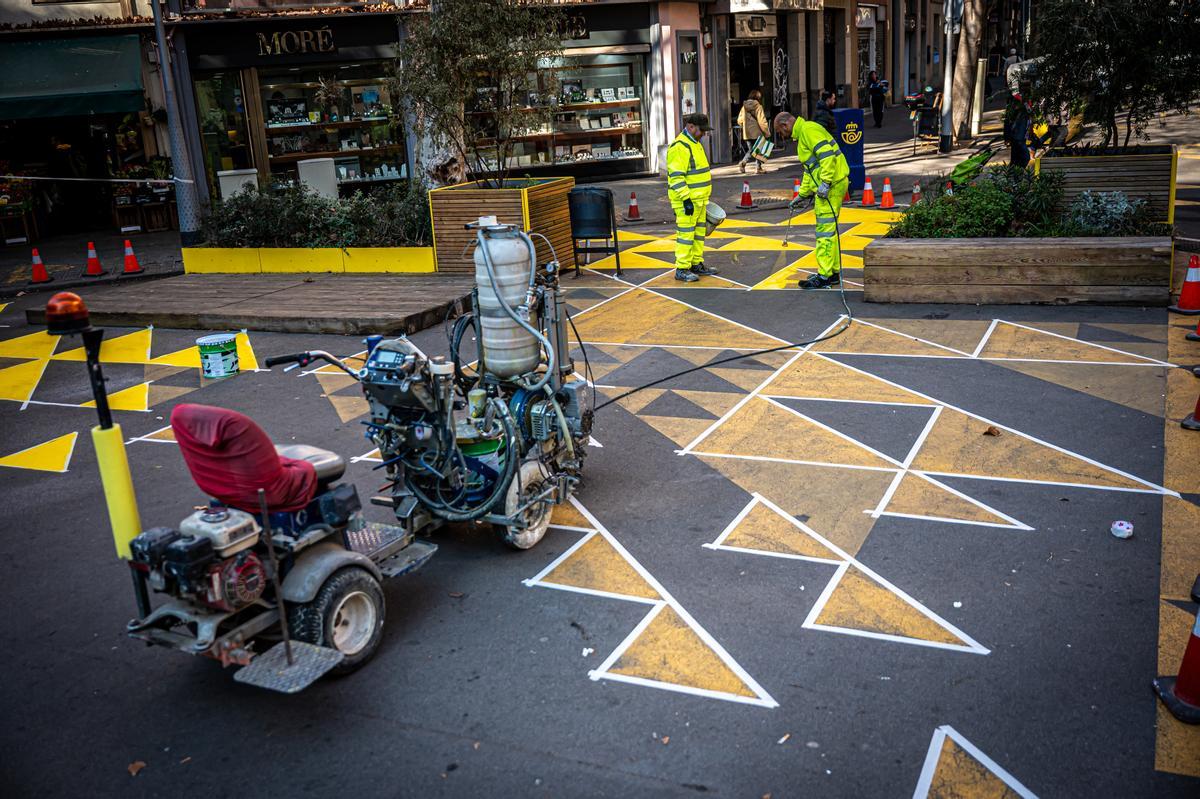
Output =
[{"x1": 25, "y1": 273, "x2": 475, "y2": 335}]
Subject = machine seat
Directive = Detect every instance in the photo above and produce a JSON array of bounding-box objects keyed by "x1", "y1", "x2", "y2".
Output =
[{"x1": 275, "y1": 444, "x2": 346, "y2": 483}]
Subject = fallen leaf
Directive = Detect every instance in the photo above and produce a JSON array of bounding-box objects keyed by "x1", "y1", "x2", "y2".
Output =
[
  {"x1": 449, "y1": 592, "x2": 465, "y2": 598},
  {"x1": 128, "y1": 761, "x2": 147, "y2": 777},
  {"x1": 983, "y1": 426, "x2": 1001, "y2": 437}
]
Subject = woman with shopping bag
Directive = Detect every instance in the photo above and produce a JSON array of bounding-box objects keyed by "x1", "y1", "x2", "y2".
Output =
[{"x1": 737, "y1": 89, "x2": 772, "y2": 174}]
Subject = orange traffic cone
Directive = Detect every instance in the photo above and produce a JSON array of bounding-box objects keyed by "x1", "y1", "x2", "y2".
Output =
[
  {"x1": 861, "y1": 176, "x2": 876, "y2": 207},
  {"x1": 880, "y1": 178, "x2": 895, "y2": 209},
  {"x1": 30, "y1": 248, "x2": 52, "y2": 284},
  {"x1": 1152, "y1": 574, "x2": 1200, "y2": 722},
  {"x1": 792, "y1": 178, "x2": 801, "y2": 202},
  {"x1": 737, "y1": 180, "x2": 755, "y2": 210},
  {"x1": 122, "y1": 239, "x2": 143, "y2": 275},
  {"x1": 624, "y1": 192, "x2": 643, "y2": 223},
  {"x1": 843, "y1": 186, "x2": 852, "y2": 203},
  {"x1": 84, "y1": 241, "x2": 105, "y2": 277},
  {"x1": 911, "y1": 182, "x2": 922, "y2": 205},
  {"x1": 1172, "y1": 255, "x2": 1200, "y2": 315}
]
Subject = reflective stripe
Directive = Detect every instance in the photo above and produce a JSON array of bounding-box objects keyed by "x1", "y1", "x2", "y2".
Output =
[
  {"x1": 1188, "y1": 267, "x2": 1200, "y2": 282},
  {"x1": 804, "y1": 156, "x2": 819, "y2": 168},
  {"x1": 687, "y1": 167, "x2": 708, "y2": 175},
  {"x1": 669, "y1": 182, "x2": 687, "y2": 191},
  {"x1": 816, "y1": 149, "x2": 841, "y2": 160},
  {"x1": 676, "y1": 226, "x2": 695, "y2": 233},
  {"x1": 668, "y1": 171, "x2": 686, "y2": 178},
  {"x1": 815, "y1": 215, "x2": 836, "y2": 224},
  {"x1": 814, "y1": 230, "x2": 836, "y2": 238},
  {"x1": 813, "y1": 140, "x2": 835, "y2": 152},
  {"x1": 688, "y1": 179, "x2": 711, "y2": 189}
]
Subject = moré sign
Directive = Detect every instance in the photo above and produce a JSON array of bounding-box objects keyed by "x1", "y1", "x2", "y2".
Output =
[{"x1": 256, "y1": 27, "x2": 336, "y2": 57}]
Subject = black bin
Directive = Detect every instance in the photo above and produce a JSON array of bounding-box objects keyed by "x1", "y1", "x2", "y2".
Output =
[{"x1": 568, "y1": 186, "x2": 621, "y2": 276}]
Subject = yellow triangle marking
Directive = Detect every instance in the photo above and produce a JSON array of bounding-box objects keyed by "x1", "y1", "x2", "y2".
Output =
[
  {"x1": 541, "y1": 532, "x2": 661, "y2": 601},
  {"x1": 0, "y1": 431, "x2": 78, "y2": 473},
  {"x1": 672, "y1": 389, "x2": 744, "y2": 418},
  {"x1": 705, "y1": 229, "x2": 741, "y2": 239},
  {"x1": 750, "y1": 252, "x2": 859, "y2": 290},
  {"x1": 600, "y1": 386, "x2": 664, "y2": 415},
  {"x1": 911, "y1": 406, "x2": 1147, "y2": 490},
  {"x1": 814, "y1": 566, "x2": 965, "y2": 646},
  {"x1": 717, "y1": 234, "x2": 798, "y2": 252},
  {"x1": 700, "y1": 458, "x2": 892, "y2": 556},
  {"x1": 865, "y1": 318, "x2": 994, "y2": 355},
  {"x1": 235, "y1": 332, "x2": 259, "y2": 371},
  {"x1": 613, "y1": 229, "x2": 659, "y2": 242},
  {"x1": 980, "y1": 321, "x2": 1164, "y2": 364},
  {"x1": 718, "y1": 218, "x2": 774, "y2": 229},
  {"x1": 628, "y1": 238, "x2": 678, "y2": 253},
  {"x1": 640, "y1": 415, "x2": 713, "y2": 448},
  {"x1": 845, "y1": 221, "x2": 892, "y2": 237},
  {"x1": 815, "y1": 320, "x2": 965, "y2": 356},
  {"x1": 765, "y1": 353, "x2": 934, "y2": 405},
  {"x1": 719, "y1": 499, "x2": 843, "y2": 561},
  {"x1": 884, "y1": 473, "x2": 1022, "y2": 527},
  {"x1": 0, "y1": 330, "x2": 58, "y2": 360},
  {"x1": 0, "y1": 358, "x2": 49, "y2": 402},
  {"x1": 783, "y1": 209, "x2": 817, "y2": 225},
  {"x1": 144, "y1": 425, "x2": 177, "y2": 442},
  {"x1": 550, "y1": 501, "x2": 594, "y2": 529},
  {"x1": 0, "y1": 302, "x2": 8, "y2": 314},
  {"x1": 917, "y1": 727, "x2": 1036, "y2": 798},
  {"x1": 316, "y1": 371, "x2": 358, "y2": 395},
  {"x1": 144, "y1": 363, "x2": 189, "y2": 382},
  {"x1": 997, "y1": 360, "x2": 1167, "y2": 417},
  {"x1": 149, "y1": 344, "x2": 201, "y2": 368},
  {"x1": 571, "y1": 289, "x2": 783, "y2": 349},
  {"x1": 829, "y1": 234, "x2": 876, "y2": 251},
  {"x1": 607, "y1": 604, "x2": 758, "y2": 698},
  {"x1": 55, "y1": 327, "x2": 153, "y2": 364},
  {"x1": 700, "y1": 397, "x2": 897, "y2": 469},
  {"x1": 835, "y1": 207, "x2": 903, "y2": 224},
  {"x1": 83, "y1": 381, "x2": 149, "y2": 412},
  {"x1": 707, "y1": 366, "x2": 773, "y2": 392},
  {"x1": 329, "y1": 393, "x2": 369, "y2": 423},
  {"x1": 586, "y1": 251, "x2": 675, "y2": 270},
  {"x1": 640, "y1": 271, "x2": 744, "y2": 290}
]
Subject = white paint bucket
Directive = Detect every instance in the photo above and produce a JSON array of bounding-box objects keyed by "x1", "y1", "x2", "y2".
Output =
[
  {"x1": 705, "y1": 201, "x2": 727, "y2": 236},
  {"x1": 197, "y1": 334, "x2": 239, "y2": 380}
]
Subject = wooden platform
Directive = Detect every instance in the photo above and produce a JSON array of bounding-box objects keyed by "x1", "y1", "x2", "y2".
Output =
[
  {"x1": 25, "y1": 273, "x2": 475, "y2": 335},
  {"x1": 863, "y1": 237, "x2": 1173, "y2": 305}
]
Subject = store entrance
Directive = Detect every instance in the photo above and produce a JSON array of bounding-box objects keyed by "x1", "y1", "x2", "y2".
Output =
[{"x1": 728, "y1": 41, "x2": 770, "y2": 155}]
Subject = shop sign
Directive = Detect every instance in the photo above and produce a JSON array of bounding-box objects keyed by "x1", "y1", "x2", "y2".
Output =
[
  {"x1": 855, "y1": 6, "x2": 876, "y2": 28},
  {"x1": 729, "y1": 0, "x2": 772, "y2": 11},
  {"x1": 773, "y1": 0, "x2": 824, "y2": 10},
  {"x1": 733, "y1": 14, "x2": 778, "y2": 39},
  {"x1": 256, "y1": 27, "x2": 336, "y2": 57}
]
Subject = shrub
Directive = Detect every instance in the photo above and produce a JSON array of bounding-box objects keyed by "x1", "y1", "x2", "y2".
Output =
[
  {"x1": 202, "y1": 183, "x2": 431, "y2": 248},
  {"x1": 1062, "y1": 190, "x2": 1170, "y2": 237}
]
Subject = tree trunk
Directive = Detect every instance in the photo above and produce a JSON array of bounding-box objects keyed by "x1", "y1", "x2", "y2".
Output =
[{"x1": 951, "y1": 0, "x2": 986, "y2": 140}]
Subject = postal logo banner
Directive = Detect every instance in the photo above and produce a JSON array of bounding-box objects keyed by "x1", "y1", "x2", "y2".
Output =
[{"x1": 841, "y1": 121, "x2": 863, "y2": 145}]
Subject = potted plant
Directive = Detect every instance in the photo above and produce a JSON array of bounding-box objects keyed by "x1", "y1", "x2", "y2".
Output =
[{"x1": 395, "y1": 0, "x2": 575, "y2": 274}]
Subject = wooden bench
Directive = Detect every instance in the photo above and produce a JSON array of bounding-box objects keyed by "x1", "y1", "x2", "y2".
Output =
[{"x1": 863, "y1": 237, "x2": 1173, "y2": 305}]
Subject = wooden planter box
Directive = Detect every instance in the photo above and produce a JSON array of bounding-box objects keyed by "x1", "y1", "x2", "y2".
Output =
[
  {"x1": 863, "y1": 237, "x2": 1173, "y2": 305},
  {"x1": 1036, "y1": 145, "x2": 1178, "y2": 223},
  {"x1": 183, "y1": 246, "x2": 436, "y2": 274},
  {"x1": 428, "y1": 176, "x2": 575, "y2": 274}
]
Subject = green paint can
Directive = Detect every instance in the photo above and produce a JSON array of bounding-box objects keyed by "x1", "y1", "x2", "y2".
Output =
[{"x1": 197, "y1": 333, "x2": 239, "y2": 380}]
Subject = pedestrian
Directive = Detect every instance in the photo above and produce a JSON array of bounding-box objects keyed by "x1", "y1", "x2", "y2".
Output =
[
  {"x1": 814, "y1": 91, "x2": 837, "y2": 136},
  {"x1": 1003, "y1": 48, "x2": 1020, "y2": 81},
  {"x1": 737, "y1": 89, "x2": 771, "y2": 174},
  {"x1": 773, "y1": 111, "x2": 850, "y2": 290},
  {"x1": 665, "y1": 113, "x2": 718, "y2": 283},
  {"x1": 1003, "y1": 92, "x2": 1032, "y2": 169},
  {"x1": 867, "y1": 70, "x2": 888, "y2": 128}
]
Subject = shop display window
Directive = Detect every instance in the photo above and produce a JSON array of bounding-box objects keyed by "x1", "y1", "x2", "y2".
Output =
[
  {"x1": 195, "y1": 71, "x2": 253, "y2": 199},
  {"x1": 259, "y1": 63, "x2": 406, "y2": 189}
]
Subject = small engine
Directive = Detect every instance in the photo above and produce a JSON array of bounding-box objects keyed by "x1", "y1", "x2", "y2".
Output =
[{"x1": 129, "y1": 504, "x2": 267, "y2": 612}]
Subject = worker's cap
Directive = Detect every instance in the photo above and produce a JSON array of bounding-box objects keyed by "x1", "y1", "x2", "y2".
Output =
[{"x1": 683, "y1": 113, "x2": 713, "y2": 131}]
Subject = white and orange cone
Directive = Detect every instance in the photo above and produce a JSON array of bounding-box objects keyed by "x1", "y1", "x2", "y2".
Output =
[
  {"x1": 121, "y1": 239, "x2": 143, "y2": 275},
  {"x1": 30, "y1": 248, "x2": 52, "y2": 284},
  {"x1": 861, "y1": 176, "x2": 876, "y2": 207},
  {"x1": 880, "y1": 178, "x2": 895, "y2": 209},
  {"x1": 84, "y1": 241, "x2": 105, "y2": 277}
]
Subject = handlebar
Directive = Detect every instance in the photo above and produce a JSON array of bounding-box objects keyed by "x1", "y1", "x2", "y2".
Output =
[
  {"x1": 265, "y1": 352, "x2": 308, "y2": 368},
  {"x1": 264, "y1": 349, "x2": 361, "y2": 379}
]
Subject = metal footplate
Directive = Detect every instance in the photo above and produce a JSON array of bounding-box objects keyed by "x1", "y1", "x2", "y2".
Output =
[
  {"x1": 345, "y1": 521, "x2": 412, "y2": 562},
  {"x1": 378, "y1": 539, "x2": 437, "y2": 579},
  {"x1": 233, "y1": 641, "x2": 344, "y2": 694}
]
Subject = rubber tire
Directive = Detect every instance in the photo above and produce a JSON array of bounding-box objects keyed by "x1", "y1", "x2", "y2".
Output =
[
  {"x1": 288, "y1": 566, "x2": 385, "y2": 676},
  {"x1": 499, "y1": 461, "x2": 553, "y2": 550}
]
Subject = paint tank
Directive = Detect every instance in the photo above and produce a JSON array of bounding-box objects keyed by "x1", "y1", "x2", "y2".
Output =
[{"x1": 474, "y1": 224, "x2": 540, "y2": 378}]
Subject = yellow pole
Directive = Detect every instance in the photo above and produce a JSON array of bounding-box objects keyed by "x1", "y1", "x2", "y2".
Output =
[{"x1": 92, "y1": 423, "x2": 141, "y2": 559}]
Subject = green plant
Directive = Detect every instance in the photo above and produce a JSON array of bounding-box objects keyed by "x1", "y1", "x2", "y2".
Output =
[
  {"x1": 1062, "y1": 190, "x2": 1172, "y2": 237},
  {"x1": 202, "y1": 183, "x2": 432, "y2": 248},
  {"x1": 888, "y1": 165, "x2": 1063, "y2": 238}
]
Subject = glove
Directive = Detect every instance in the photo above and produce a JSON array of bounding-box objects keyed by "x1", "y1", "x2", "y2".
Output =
[
  {"x1": 682, "y1": 199, "x2": 695, "y2": 216},
  {"x1": 789, "y1": 195, "x2": 811, "y2": 211},
  {"x1": 816, "y1": 181, "x2": 830, "y2": 200}
]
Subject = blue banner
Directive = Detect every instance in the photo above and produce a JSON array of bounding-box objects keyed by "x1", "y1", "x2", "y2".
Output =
[{"x1": 833, "y1": 108, "x2": 866, "y2": 192}]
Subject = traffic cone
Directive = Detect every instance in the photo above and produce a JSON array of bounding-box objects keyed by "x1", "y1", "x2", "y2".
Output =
[
  {"x1": 30, "y1": 248, "x2": 52, "y2": 284},
  {"x1": 1183, "y1": 389, "x2": 1200, "y2": 431},
  {"x1": 843, "y1": 186, "x2": 852, "y2": 203},
  {"x1": 880, "y1": 178, "x2": 895, "y2": 209},
  {"x1": 861, "y1": 176, "x2": 876, "y2": 207},
  {"x1": 1170, "y1": 255, "x2": 1200, "y2": 315},
  {"x1": 792, "y1": 178, "x2": 801, "y2": 202},
  {"x1": 1152, "y1": 574, "x2": 1200, "y2": 723},
  {"x1": 83, "y1": 241, "x2": 105, "y2": 277},
  {"x1": 121, "y1": 239, "x2": 143, "y2": 275},
  {"x1": 911, "y1": 182, "x2": 922, "y2": 204},
  {"x1": 737, "y1": 180, "x2": 755, "y2": 210},
  {"x1": 624, "y1": 192, "x2": 643, "y2": 223}
]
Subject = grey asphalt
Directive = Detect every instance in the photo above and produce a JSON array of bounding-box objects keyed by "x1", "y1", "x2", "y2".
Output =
[{"x1": 0, "y1": 269, "x2": 1196, "y2": 797}]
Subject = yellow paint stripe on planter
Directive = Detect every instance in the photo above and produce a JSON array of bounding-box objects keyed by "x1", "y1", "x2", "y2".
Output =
[
  {"x1": 259, "y1": 248, "x2": 344, "y2": 274},
  {"x1": 183, "y1": 248, "x2": 261, "y2": 274},
  {"x1": 342, "y1": 247, "x2": 436, "y2": 273}
]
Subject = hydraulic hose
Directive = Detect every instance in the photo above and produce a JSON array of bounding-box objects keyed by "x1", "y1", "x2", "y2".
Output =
[
  {"x1": 546, "y1": 385, "x2": 576, "y2": 461},
  {"x1": 477, "y1": 228, "x2": 556, "y2": 393}
]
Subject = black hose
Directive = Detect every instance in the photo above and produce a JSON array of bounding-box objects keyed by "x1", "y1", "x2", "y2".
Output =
[{"x1": 449, "y1": 311, "x2": 478, "y2": 392}]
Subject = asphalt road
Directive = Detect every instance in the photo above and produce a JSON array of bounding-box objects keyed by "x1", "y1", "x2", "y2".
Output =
[{"x1": 0, "y1": 221, "x2": 1198, "y2": 796}]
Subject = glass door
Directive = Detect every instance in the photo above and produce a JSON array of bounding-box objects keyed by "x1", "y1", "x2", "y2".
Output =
[{"x1": 193, "y1": 71, "x2": 254, "y2": 200}]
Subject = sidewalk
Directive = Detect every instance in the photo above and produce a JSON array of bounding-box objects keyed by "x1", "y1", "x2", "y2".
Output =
[{"x1": 0, "y1": 229, "x2": 183, "y2": 296}]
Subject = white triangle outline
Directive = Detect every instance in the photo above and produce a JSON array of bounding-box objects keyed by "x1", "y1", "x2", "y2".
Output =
[
  {"x1": 872, "y1": 471, "x2": 1035, "y2": 532},
  {"x1": 913, "y1": 725, "x2": 1038, "y2": 798},
  {"x1": 978, "y1": 319, "x2": 1172, "y2": 367}
]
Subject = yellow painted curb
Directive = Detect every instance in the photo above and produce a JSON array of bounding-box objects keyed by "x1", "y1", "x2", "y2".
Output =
[
  {"x1": 259, "y1": 247, "x2": 344, "y2": 274},
  {"x1": 183, "y1": 248, "x2": 261, "y2": 274},
  {"x1": 342, "y1": 247, "x2": 436, "y2": 273}
]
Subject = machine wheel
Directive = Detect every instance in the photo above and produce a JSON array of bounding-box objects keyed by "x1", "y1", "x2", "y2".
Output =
[
  {"x1": 288, "y1": 567, "x2": 385, "y2": 675},
  {"x1": 499, "y1": 461, "x2": 553, "y2": 550}
]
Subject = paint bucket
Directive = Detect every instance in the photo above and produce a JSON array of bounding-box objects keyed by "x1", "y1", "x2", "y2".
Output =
[
  {"x1": 460, "y1": 438, "x2": 506, "y2": 503},
  {"x1": 197, "y1": 333, "x2": 239, "y2": 380},
  {"x1": 705, "y1": 201, "x2": 727, "y2": 236}
]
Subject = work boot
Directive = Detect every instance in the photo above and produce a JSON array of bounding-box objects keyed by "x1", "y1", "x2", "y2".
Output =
[
  {"x1": 675, "y1": 268, "x2": 700, "y2": 283},
  {"x1": 693, "y1": 262, "x2": 720, "y2": 276},
  {"x1": 739, "y1": 161, "x2": 747, "y2": 174},
  {"x1": 800, "y1": 272, "x2": 838, "y2": 290},
  {"x1": 756, "y1": 163, "x2": 765, "y2": 174}
]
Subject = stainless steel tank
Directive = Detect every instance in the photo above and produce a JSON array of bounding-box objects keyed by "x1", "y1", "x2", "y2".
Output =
[{"x1": 474, "y1": 221, "x2": 541, "y2": 378}]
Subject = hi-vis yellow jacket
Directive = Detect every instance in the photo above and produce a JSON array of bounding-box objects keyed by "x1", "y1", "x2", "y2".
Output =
[
  {"x1": 666, "y1": 131, "x2": 712, "y2": 204},
  {"x1": 790, "y1": 118, "x2": 850, "y2": 195}
]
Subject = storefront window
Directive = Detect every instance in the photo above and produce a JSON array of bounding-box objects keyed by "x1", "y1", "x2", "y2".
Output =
[
  {"x1": 677, "y1": 35, "x2": 701, "y2": 121},
  {"x1": 258, "y1": 63, "x2": 405, "y2": 190}
]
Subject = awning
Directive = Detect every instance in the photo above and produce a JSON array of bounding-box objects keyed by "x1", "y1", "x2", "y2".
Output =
[{"x1": 0, "y1": 35, "x2": 145, "y2": 120}]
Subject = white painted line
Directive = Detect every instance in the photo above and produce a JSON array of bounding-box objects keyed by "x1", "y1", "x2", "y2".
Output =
[
  {"x1": 845, "y1": 317, "x2": 974, "y2": 357},
  {"x1": 913, "y1": 725, "x2": 1038, "y2": 799},
  {"x1": 761, "y1": 395, "x2": 934, "y2": 408},
  {"x1": 532, "y1": 581, "x2": 662, "y2": 606},
  {"x1": 906, "y1": 471, "x2": 1034, "y2": 531},
  {"x1": 522, "y1": 529, "x2": 602, "y2": 588},
  {"x1": 901, "y1": 406, "x2": 941, "y2": 469},
  {"x1": 872, "y1": 510, "x2": 1033, "y2": 531},
  {"x1": 997, "y1": 319, "x2": 1173, "y2": 367},
  {"x1": 576, "y1": 341, "x2": 792, "y2": 353},
  {"x1": 589, "y1": 601, "x2": 665, "y2": 675},
  {"x1": 970, "y1": 318, "x2": 1000, "y2": 358},
  {"x1": 17, "y1": 357, "x2": 52, "y2": 411},
  {"x1": 868, "y1": 471, "x2": 907, "y2": 520},
  {"x1": 688, "y1": 450, "x2": 901, "y2": 474},
  {"x1": 705, "y1": 541, "x2": 845, "y2": 567},
  {"x1": 546, "y1": 523, "x2": 596, "y2": 534},
  {"x1": 588, "y1": 670, "x2": 777, "y2": 708},
  {"x1": 918, "y1": 470, "x2": 1172, "y2": 495},
  {"x1": 707, "y1": 495, "x2": 760, "y2": 548}
]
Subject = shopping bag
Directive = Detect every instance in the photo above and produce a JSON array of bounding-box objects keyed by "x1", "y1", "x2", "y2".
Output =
[{"x1": 751, "y1": 137, "x2": 773, "y2": 162}]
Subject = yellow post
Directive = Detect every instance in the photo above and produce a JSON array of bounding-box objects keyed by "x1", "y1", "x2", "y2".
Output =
[{"x1": 92, "y1": 423, "x2": 141, "y2": 559}]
